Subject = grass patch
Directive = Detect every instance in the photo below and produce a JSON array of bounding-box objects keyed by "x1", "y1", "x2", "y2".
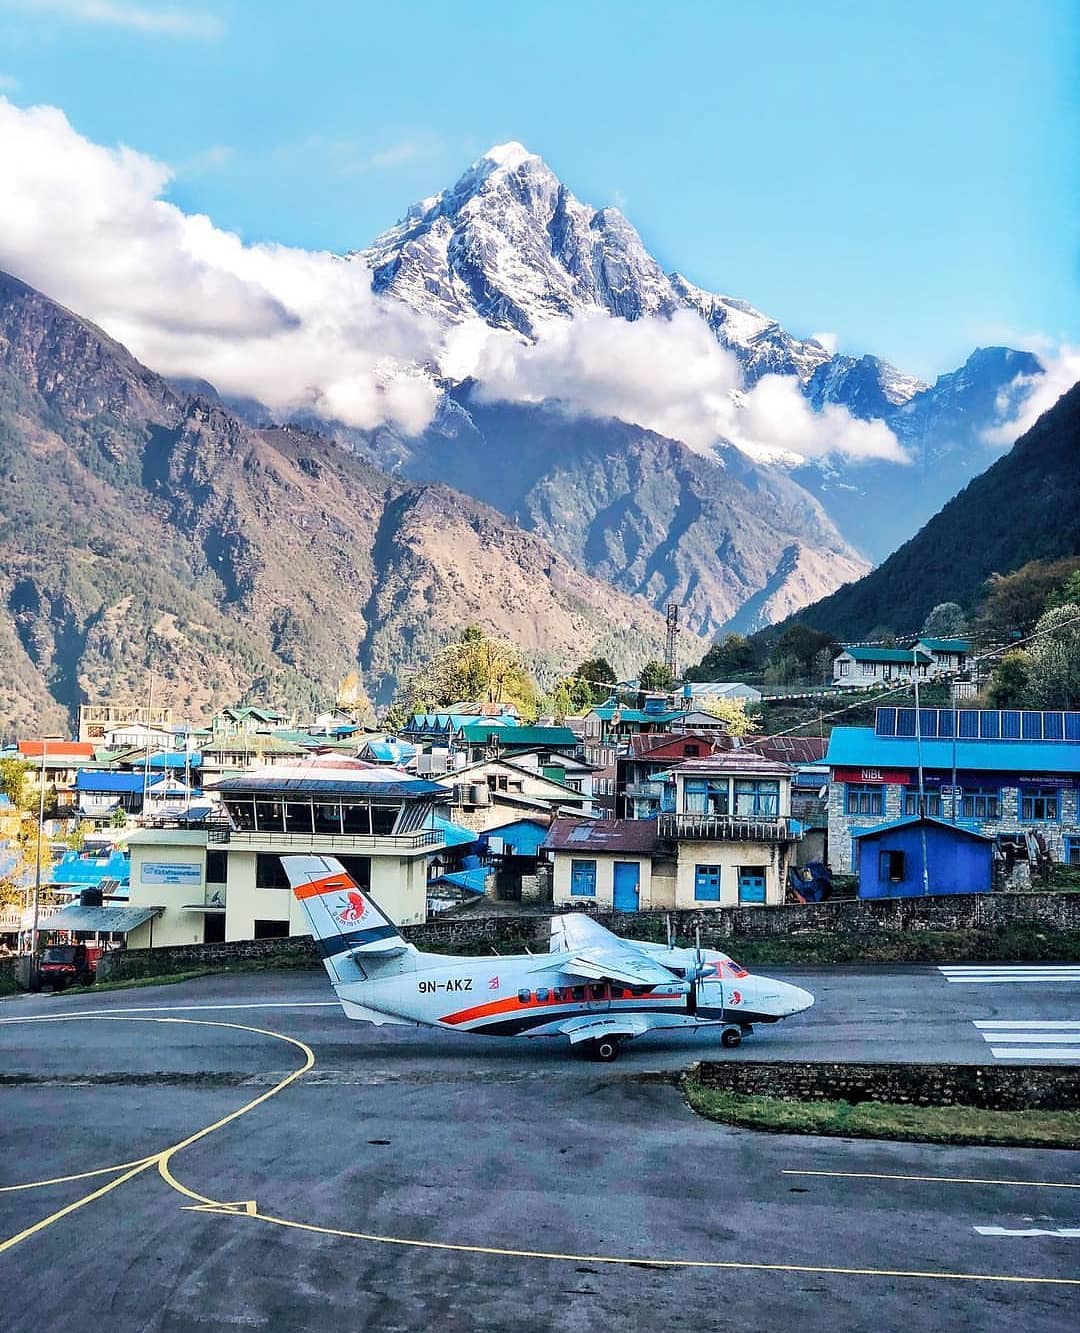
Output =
[{"x1": 683, "y1": 1079, "x2": 1080, "y2": 1149}]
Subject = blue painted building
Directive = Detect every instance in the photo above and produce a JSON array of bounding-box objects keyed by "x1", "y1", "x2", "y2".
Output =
[
  {"x1": 852, "y1": 816, "x2": 994, "y2": 898},
  {"x1": 825, "y1": 707, "x2": 1080, "y2": 873}
]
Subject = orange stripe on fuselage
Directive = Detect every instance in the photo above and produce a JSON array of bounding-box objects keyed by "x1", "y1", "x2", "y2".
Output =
[
  {"x1": 293, "y1": 873, "x2": 355, "y2": 901},
  {"x1": 439, "y1": 989, "x2": 684, "y2": 1027}
]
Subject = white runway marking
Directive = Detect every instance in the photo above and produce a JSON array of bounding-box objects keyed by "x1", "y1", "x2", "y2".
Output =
[
  {"x1": 975, "y1": 1227, "x2": 1080, "y2": 1238},
  {"x1": 940, "y1": 966, "x2": 1080, "y2": 984},
  {"x1": 0, "y1": 1002, "x2": 339, "y2": 1024},
  {"x1": 971, "y1": 1018, "x2": 1080, "y2": 1063}
]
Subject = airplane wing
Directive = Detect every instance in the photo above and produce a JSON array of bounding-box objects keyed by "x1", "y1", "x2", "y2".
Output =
[
  {"x1": 548, "y1": 915, "x2": 680, "y2": 987},
  {"x1": 538, "y1": 1012, "x2": 653, "y2": 1045}
]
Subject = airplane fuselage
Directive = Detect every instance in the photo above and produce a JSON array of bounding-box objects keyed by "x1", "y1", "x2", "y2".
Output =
[{"x1": 336, "y1": 946, "x2": 813, "y2": 1041}]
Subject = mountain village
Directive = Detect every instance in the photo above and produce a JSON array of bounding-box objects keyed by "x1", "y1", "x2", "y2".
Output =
[{"x1": 3, "y1": 607, "x2": 1078, "y2": 984}]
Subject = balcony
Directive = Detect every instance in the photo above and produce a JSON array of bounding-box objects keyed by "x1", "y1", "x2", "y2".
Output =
[
  {"x1": 624, "y1": 781, "x2": 664, "y2": 799},
  {"x1": 206, "y1": 827, "x2": 442, "y2": 851},
  {"x1": 658, "y1": 813, "x2": 800, "y2": 843}
]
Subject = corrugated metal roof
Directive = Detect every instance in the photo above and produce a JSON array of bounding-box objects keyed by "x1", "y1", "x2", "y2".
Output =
[
  {"x1": 74, "y1": 771, "x2": 164, "y2": 793},
  {"x1": 214, "y1": 771, "x2": 448, "y2": 797},
  {"x1": 544, "y1": 818, "x2": 660, "y2": 854},
  {"x1": 917, "y1": 638, "x2": 970, "y2": 653},
  {"x1": 826, "y1": 727, "x2": 1080, "y2": 774},
  {"x1": 840, "y1": 647, "x2": 932, "y2": 664},
  {"x1": 851, "y1": 815, "x2": 994, "y2": 841},
  {"x1": 47, "y1": 905, "x2": 161, "y2": 932},
  {"x1": 458, "y1": 724, "x2": 579, "y2": 746}
]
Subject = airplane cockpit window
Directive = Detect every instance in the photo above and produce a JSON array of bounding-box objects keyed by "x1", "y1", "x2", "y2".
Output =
[{"x1": 517, "y1": 989, "x2": 531, "y2": 1003}]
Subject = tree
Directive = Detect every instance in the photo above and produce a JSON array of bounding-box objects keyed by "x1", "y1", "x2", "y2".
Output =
[
  {"x1": 639, "y1": 660, "x2": 676, "y2": 692},
  {"x1": 0, "y1": 758, "x2": 28, "y2": 809},
  {"x1": 685, "y1": 634, "x2": 759, "y2": 682},
  {"x1": 1023, "y1": 604, "x2": 1080, "y2": 708},
  {"x1": 763, "y1": 654, "x2": 801, "y2": 687},
  {"x1": 921, "y1": 602, "x2": 967, "y2": 638},
  {"x1": 978, "y1": 558, "x2": 1080, "y2": 636},
  {"x1": 1045, "y1": 569, "x2": 1080, "y2": 614},
  {"x1": 865, "y1": 626, "x2": 897, "y2": 647},
  {"x1": 773, "y1": 624, "x2": 834, "y2": 676},
  {"x1": 336, "y1": 669, "x2": 374, "y2": 724},
  {"x1": 986, "y1": 650, "x2": 1031, "y2": 707},
  {"x1": 700, "y1": 697, "x2": 759, "y2": 738},
  {"x1": 398, "y1": 630, "x2": 542, "y2": 721},
  {"x1": 557, "y1": 656, "x2": 618, "y2": 712}
]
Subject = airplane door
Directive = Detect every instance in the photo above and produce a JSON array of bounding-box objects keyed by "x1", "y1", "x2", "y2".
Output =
[
  {"x1": 695, "y1": 978, "x2": 725, "y2": 1019},
  {"x1": 612, "y1": 861, "x2": 640, "y2": 912}
]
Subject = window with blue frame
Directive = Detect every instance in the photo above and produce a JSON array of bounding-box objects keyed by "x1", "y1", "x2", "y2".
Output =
[
  {"x1": 846, "y1": 784, "x2": 883, "y2": 817},
  {"x1": 960, "y1": 787, "x2": 1001, "y2": 820},
  {"x1": 570, "y1": 859, "x2": 597, "y2": 896},
  {"x1": 1020, "y1": 788, "x2": 1060, "y2": 821},
  {"x1": 694, "y1": 865, "x2": 723, "y2": 900},
  {"x1": 684, "y1": 779, "x2": 730, "y2": 816},
  {"x1": 733, "y1": 779, "x2": 780, "y2": 817},
  {"x1": 1065, "y1": 837, "x2": 1080, "y2": 868},
  {"x1": 903, "y1": 789, "x2": 941, "y2": 817}
]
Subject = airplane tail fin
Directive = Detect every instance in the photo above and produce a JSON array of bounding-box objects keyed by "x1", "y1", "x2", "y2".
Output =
[{"x1": 282, "y1": 855, "x2": 414, "y2": 986}]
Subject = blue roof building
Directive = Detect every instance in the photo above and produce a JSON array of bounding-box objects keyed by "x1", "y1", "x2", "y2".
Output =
[{"x1": 825, "y1": 707, "x2": 1080, "y2": 873}]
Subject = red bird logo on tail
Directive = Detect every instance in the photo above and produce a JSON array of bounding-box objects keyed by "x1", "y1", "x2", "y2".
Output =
[{"x1": 333, "y1": 890, "x2": 369, "y2": 926}]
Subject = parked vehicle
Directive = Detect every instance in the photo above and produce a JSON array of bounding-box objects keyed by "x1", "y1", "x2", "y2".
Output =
[{"x1": 38, "y1": 944, "x2": 95, "y2": 990}]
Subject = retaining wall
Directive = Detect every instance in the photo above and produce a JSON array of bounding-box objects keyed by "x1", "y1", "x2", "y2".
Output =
[
  {"x1": 93, "y1": 890, "x2": 1080, "y2": 984},
  {"x1": 692, "y1": 1060, "x2": 1080, "y2": 1111}
]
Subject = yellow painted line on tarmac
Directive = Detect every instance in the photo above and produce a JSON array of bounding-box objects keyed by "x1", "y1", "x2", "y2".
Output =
[
  {"x1": 0, "y1": 1014, "x2": 314, "y2": 1254},
  {"x1": 783, "y1": 1169, "x2": 1080, "y2": 1191},
  {"x1": 3, "y1": 1015, "x2": 1078, "y2": 1287},
  {"x1": 0, "y1": 1158, "x2": 156, "y2": 1193},
  {"x1": 170, "y1": 1206, "x2": 1080, "y2": 1287}
]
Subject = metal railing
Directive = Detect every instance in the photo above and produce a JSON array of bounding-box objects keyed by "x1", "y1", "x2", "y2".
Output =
[
  {"x1": 207, "y1": 828, "x2": 442, "y2": 851},
  {"x1": 657, "y1": 813, "x2": 799, "y2": 842}
]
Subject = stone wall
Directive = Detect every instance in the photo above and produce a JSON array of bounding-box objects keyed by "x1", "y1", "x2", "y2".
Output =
[
  {"x1": 692, "y1": 1059, "x2": 1080, "y2": 1111},
  {"x1": 91, "y1": 890, "x2": 1080, "y2": 984},
  {"x1": 571, "y1": 889, "x2": 1080, "y2": 944},
  {"x1": 96, "y1": 912, "x2": 545, "y2": 982}
]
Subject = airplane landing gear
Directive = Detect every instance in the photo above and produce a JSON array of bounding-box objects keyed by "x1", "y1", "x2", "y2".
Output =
[
  {"x1": 720, "y1": 1025, "x2": 743, "y2": 1049},
  {"x1": 587, "y1": 1036, "x2": 621, "y2": 1062}
]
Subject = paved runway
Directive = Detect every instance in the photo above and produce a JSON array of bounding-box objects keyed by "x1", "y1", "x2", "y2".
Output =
[{"x1": 1, "y1": 965, "x2": 1077, "y2": 1332}]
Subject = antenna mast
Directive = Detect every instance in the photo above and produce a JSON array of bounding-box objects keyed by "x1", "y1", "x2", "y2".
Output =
[{"x1": 665, "y1": 603, "x2": 679, "y2": 679}]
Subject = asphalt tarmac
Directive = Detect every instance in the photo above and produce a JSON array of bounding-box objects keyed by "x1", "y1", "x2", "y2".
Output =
[{"x1": 1, "y1": 965, "x2": 1077, "y2": 1332}]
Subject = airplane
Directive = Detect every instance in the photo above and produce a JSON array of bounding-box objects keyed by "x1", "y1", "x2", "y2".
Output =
[{"x1": 284, "y1": 854, "x2": 814, "y2": 1062}]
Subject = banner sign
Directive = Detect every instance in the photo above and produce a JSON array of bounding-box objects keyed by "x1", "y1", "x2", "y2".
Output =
[
  {"x1": 834, "y1": 767, "x2": 912, "y2": 785},
  {"x1": 140, "y1": 861, "x2": 202, "y2": 886}
]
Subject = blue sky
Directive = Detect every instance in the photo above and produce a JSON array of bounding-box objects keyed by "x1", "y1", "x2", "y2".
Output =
[{"x1": 0, "y1": 0, "x2": 1076, "y2": 379}]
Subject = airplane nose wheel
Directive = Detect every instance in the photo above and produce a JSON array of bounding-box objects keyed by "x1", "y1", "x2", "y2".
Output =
[
  {"x1": 720, "y1": 1025, "x2": 743, "y2": 1049},
  {"x1": 588, "y1": 1037, "x2": 621, "y2": 1062}
]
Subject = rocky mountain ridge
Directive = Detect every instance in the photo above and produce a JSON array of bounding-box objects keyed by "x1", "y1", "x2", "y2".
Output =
[{"x1": 0, "y1": 270, "x2": 688, "y2": 733}]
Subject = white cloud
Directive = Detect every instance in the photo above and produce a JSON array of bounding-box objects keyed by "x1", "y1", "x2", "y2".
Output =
[
  {"x1": 0, "y1": 98, "x2": 440, "y2": 433},
  {"x1": 458, "y1": 309, "x2": 906, "y2": 464},
  {"x1": 811, "y1": 331, "x2": 839, "y2": 354},
  {"x1": 15, "y1": 0, "x2": 223, "y2": 37},
  {"x1": 0, "y1": 97, "x2": 908, "y2": 464},
  {"x1": 981, "y1": 340, "x2": 1080, "y2": 446}
]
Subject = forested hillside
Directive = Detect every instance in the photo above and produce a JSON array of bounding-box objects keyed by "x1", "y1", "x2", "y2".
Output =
[{"x1": 782, "y1": 383, "x2": 1080, "y2": 639}]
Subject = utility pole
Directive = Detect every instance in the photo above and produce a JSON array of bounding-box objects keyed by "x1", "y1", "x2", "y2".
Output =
[
  {"x1": 912, "y1": 647, "x2": 931, "y2": 896},
  {"x1": 665, "y1": 603, "x2": 679, "y2": 681},
  {"x1": 28, "y1": 739, "x2": 46, "y2": 974}
]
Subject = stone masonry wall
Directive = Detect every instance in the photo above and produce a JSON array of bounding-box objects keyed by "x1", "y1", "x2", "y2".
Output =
[
  {"x1": 693, "y1": 1060, "x2": 1080, "y2": 1110},
  {"x1": 94, "y1": 891, "x2": 1080, "y2": 983}
]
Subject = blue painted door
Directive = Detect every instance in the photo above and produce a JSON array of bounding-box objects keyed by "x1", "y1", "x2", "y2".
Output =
[
  {"x1": 738, "y1": 868, "x2": 766, "y2": 904},
  {"x1": 613, "y1": 861, "x2": 641, "y2": 911}
]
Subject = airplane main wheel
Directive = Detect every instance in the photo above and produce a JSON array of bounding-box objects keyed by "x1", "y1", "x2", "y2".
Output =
[
  {"x1": 590, "y1": 1037, "x2": 621, "y2": 1063},
  {"x1": 721, "y1": 1026, "x2": 743, "y2": 1049}
]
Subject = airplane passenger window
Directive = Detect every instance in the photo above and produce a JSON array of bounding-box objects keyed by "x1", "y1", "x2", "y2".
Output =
[
  {"x1": 571, "y1": 987, "x2": 585, "y2": 1001},
  {"x1": 517, "y1": 989, "x2": 531, "y2": 1003},
  {"x1": 535, "y1": 988, "x2": 549, "y2": 1002},
  {"x1": 552, "y1": 988, "x2": 563, "y2": 1001},
  {"x1": 589, "y1": 984, "x2": 606, "y2": 1000}
]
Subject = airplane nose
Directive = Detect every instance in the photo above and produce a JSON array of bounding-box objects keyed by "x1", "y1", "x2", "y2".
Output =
[{"x1": 781, "y1": 982, "x2": 814, "y2": 1016}]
